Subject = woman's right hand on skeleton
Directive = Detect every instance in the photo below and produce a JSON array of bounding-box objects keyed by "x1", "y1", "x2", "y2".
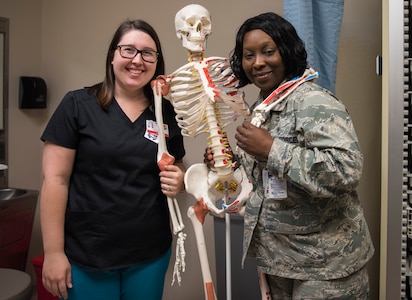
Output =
[{"x1": 203, "y1": 147, "x2": 214, "y2": 169}]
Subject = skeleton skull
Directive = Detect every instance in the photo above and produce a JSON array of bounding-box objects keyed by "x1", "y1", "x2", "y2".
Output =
[{"x1": 175, "y1": 4, "x2": 212, "y2": 53}]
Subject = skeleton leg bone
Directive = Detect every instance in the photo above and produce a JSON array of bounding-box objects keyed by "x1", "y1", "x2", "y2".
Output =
[
  {"x1": 187, "y1": 204, "x2": 217, "y2": 300},
  {"x1": 184, "y1": 162, "x2": 253, "y2": 300},
  {"x1": 258, "y1": 272, "x2": 272, "y2": 300}
]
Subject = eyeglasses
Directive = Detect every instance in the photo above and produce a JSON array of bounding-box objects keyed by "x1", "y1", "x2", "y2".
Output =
[{"x1": 116, "y1": 45, "x2": 159, "y2": 63}]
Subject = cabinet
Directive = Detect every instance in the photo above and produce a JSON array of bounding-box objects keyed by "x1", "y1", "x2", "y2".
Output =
[{"x1": 0, "y1": 189, "x2": 38, "y2": 271}]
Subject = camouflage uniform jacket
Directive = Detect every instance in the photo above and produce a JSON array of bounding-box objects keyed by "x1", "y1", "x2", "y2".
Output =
[{"x1": 238, "y1": 81, "x2": 374, "y2": 280}]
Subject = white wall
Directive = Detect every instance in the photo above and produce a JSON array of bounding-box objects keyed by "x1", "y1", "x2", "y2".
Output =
[{"x1": 0, "y1": 0, "x2": 381, "y2": 299}]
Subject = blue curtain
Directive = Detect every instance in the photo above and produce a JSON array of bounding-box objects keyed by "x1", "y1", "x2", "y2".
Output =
[{"x1": 283, "y1": 0, "x2": 344, "y2": 93}]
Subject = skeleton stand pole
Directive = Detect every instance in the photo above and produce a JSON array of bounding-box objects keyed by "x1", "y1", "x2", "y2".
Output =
[
  {"x1": 224, "y1": 182, "x2": 232, "y2": 300},
  {"x1": 225, "y1": 212, "x2": 232, "y2": 300}
]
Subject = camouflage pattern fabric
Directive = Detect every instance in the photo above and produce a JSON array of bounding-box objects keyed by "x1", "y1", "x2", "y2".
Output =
[
  {"x1": 266, "y1": 265, "x2": 369, "y2": 299},
  {"x1": 238, "y1": 81, "x2": 374, "y2": 281}
]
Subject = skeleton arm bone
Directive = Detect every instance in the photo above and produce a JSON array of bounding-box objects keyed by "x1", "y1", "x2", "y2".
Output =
[
  {"x1": 151, "y1": 78, "x2": 186, "y2": 286},
  {"x1": 152, "y1": 79, "x2": 185, "y2": 233}
]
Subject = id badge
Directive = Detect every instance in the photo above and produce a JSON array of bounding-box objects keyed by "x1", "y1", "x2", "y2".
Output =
[
  {"x1": 262, "y1": 169, "x2": 287, "y2": 199},
  {"x1": 145, "y1": 120, "x2": 169, "y2": 143}
]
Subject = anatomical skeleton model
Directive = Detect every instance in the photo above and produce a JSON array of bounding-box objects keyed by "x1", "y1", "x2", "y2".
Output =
[{"x1": 151, "y1": 4, "x2": 258, "y2": 300}]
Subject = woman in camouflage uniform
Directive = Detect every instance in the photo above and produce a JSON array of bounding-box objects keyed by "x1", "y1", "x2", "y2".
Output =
[{"x1": 206, "y1": 12, "x2": 374, "y2": 299}]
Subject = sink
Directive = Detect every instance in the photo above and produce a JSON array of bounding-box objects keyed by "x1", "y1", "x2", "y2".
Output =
[{"x1": 0, "y1": 188, "x2": 28, "y2": 200}]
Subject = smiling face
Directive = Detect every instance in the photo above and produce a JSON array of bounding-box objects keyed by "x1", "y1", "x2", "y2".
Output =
[
  {"x1": 112, "y1": 29, "x2": 157, "y2": 96},
  {"x1": 241, "y1": 29, "x2": 286, "y2": 98}
]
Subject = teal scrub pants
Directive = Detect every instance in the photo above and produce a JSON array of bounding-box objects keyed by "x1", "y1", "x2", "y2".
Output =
[{"x1": 65, "y1": 247, "x2": 171, "y2": 300}]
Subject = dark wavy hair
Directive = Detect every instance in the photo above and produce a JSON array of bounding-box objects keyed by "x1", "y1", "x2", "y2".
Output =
[
  {"x1": 230, "y1": 12, "x2": 307, "y2": 88},
  {"x1": 90, "y1": 19, "x2": 165, "y2": 109}
]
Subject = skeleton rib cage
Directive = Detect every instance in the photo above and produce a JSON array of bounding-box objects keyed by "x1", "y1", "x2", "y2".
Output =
[{"x1": 168, "y1": 57, "x2": 249, "y2": 138}]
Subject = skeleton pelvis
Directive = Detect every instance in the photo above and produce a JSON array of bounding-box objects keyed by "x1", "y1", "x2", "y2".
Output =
[{"x1": 184, "y1": 163, "x2": 252, "y2": 217}]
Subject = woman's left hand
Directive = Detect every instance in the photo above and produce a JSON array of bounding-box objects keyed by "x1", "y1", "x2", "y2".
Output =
[
  {"x1": 235, "y1": 121, "x2": 273, "y2": 160},
  {"x1": 159, "y1": 163, "x2": 185, "y2": 196}
]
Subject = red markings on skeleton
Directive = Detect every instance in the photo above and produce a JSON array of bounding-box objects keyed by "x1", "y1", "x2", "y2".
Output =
[
  {"x1": 193, "y1": 198, "x2": 209, "y2": 224},
  {"x1": 151, "y1": 75, "x2": 170, "y2": 96},
  {"x1": 157, "y1": 153, "x2": 175, "y2": 171},
  {"x1": 202, "y1": 68, "x2": 215, "y2": 88},
  {"x1": 205, "y1": 282, "x2": 216, "y2": 300}
]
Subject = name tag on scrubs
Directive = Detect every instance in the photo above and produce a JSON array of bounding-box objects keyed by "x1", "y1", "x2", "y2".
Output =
[
  {"x1": 262, "y1": 169, "x2": 287, "y2": 199},
  {"x1": 145, "y1": 120, "x2": 169, "y2": 143}
]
